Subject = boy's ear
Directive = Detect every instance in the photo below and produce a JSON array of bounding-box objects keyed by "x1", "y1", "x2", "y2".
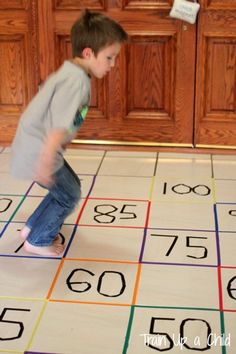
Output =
[{"x1": 82, "y1": 47, "x2": 93, "y2": 59}]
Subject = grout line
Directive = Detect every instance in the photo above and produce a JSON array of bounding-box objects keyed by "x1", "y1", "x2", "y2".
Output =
[
  {"x1": 216, "y1": 201, "x2": 236, "y2": 205},
  {"x1": 63, "y1": 224, "x2": 78, "y2": 258},
  {"x1": 76, "y1": 224, "x2": 146, "y2": 229},
  {"x1": 144, "y1": 200, "x2": 151, "y2": 229},
  {"x1": 75, "y1": 198, "x2": 90, "y2": 225},
  {"x1": 148, "y1": 176, "x2": 156, "y2": 201},
  {"x1": 24, "y1": 300, "x2": 48, "y2": 352},
  {"x1": 220, "y1": 311, "x2": 227, "y2": 354},
  {"x1": 49, "y1": 299, "x2": 131, "y2": 306},
  {"x1": 222, "y1": 308, "x2": 236, "y2": 313},
  {"x1": 0, "y1": 254, "x2": 62, "y2": 260},
  {"x1": 139, "y1": 228, "x2": 148, "y2": 263},
  {"x1": 217, "y1": 266, "x2": 224, "y2": 311},
  {"x1": 215, "y1": 178, "x2": 236, "y2": 181},
  {"x1": 153, "y1": 151, "x2": 159, "y2": 176},
  {"x1": 87, "y1": 196, "x2": 149, "y2": 202},
  {"x1": 46, "y1": 259, "x2": 65, "y2": 299},
  {"x1": 0, "y1": 295, "x2": 47, "y2": 301},
  {"x1": 25, "y1": 181, "x2": 35, "y2": 196},
  {"x1": 95, "y1": 150, "x2": 106, "y2": 175},
  {"x1": 214, "y1": 201, "x2": 226, "y2": 354},
  {"x1": 145, "y1": 226, "x2": 216, "y2": 232},
  {"x1": 214, "y1": 204, "x2": 221, "y2": 267},
  {"x1": 122, "y1": 305, "x2": 135, "y2": 354},
  {"x1": 64, "y1": 257, "x2": 139, "y2": 264},
  {"x1": 147, "y1": 199, "x2": 215, "y2": 205},
  {"x1": 211, "y1": 154, "x2": 214, "y2": 178},
  {"x1": 133, "y1": 304, "x2": 220, "y2": 311},
  {"x1": 86, "y1": 174, "x2": 97, "y2": 198},
  {"x1": 211, "y1": 177, "x2": 217, "y2": 204},
  {"x1": 139, "y1": 200, "x2": 151, "y2": 262},
  {"x1": 131, "y1": 263, "x2": 142, "y2": 306},
  {"x1": 141, "y1": 261, "x2": 217, "y2": 268},
  {"x1": 96, "y1": 174, "x2": 154, "y2": 178}
]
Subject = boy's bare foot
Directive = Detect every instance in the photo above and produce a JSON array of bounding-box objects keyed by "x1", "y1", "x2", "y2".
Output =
[
  {"x1": 24, "y1": 240, "x2": 65, "y2": 256},
  {"x1": 20, "y1": 225, "x2": 31, "y2": 240}
]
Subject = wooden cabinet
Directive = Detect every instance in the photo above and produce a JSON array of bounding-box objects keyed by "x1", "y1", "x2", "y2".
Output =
[{"x1": 0, "y1": 0, "x2": 235, "y2": 148}]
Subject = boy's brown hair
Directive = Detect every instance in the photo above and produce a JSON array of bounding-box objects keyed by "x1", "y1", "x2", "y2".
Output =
[{"x1": 71, "y1": 9, "x2": 128, "y2": 58}]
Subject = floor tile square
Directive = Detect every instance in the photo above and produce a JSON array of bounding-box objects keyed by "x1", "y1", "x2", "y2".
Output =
[
  {"x1": 126, "y1": 307, "x2": 222, "y2": 353},
  {"x1": 0, "y1": 257, "x2": 60, "y2": 298},
  {"x1": 224, "y1": 311, "x2": 236, "y2": 353},
  {"x1": 49, "y1": 259, "x2": 139, "y2": 305},
  {"x1": 219, "y1": 232, "x2": 236, "y2": 267},
  {"x1": 152, "y1": 176, "x2": 213, "y2": 203},
  {"x1": 0, "y1": 299, "x2": 45, "y2": 352},
  {"x1": 148, "y1": 201, "x2": 215, "y2": 230},
  {"x1": 64, "y1": 155, "x2": 103, "y2": 174},
  {"x1": 136, "y1": 264, "x2": 219, "y2": 308},
  {"x1": 90, "y1": 176, "x2": 152, "y2": 200},
  {"x1": 28, "y1": 302, "x2": 130, "y2": 354},
  {"x1": 98, "y1": 156, "x2": 156, "y2": 176},
  {"x1": 142, "y1": 229, "x2": 217, "y2": 265},
  {"x1": 158, "y1": 152, "x2": 211, "y2": 160},
  {"x1": 0, "y1": 196, "x2": 24, "y2": 223},
  {"x1": 0, "y1": 173, "x2": 32, "y2": 195},
  {"x1": 66, "y1": 226, "x2": 144, "y2": 261},
  {"x1": 213, "y1": 155, "x2": 236, "y2": 179},
  {"x1": 216, "y1": 204, "x2": 236, "y2": 232},
  {"x1": 106, "y1": 151, "x2": 157, "y2": 158},
  {"x1": 78, "y1": 199, "x2": 149, "y2": 228},
  {"x1": 156, "y1": 155, "x2": 212, "y2": 178},
  {"x1": 221, "y1": 267, "x2": 236, "y2": 311},
  {"x1": 215, "y1": 179, "x2": 236, "y2": 203}
]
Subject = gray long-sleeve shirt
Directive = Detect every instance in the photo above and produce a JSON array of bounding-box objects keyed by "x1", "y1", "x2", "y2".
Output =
[{"x1": 11, "y1": 60, "x2": 90, "y2": 180}]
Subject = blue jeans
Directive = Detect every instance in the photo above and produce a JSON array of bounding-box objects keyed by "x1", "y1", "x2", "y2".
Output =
[{"x1": 26, "y1": 159, "x2": 81, "y2": 246}]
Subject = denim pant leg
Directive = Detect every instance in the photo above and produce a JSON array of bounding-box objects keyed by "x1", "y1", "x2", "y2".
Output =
[
  {"x1": 26, "y1": 160, "x2": 81, "y2": 246},
  {"x1": 26, "y1": 192, "x2": 53, "y2": 230}
]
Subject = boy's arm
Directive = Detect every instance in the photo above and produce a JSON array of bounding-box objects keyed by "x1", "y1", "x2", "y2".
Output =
[{"x1": 34, "y1": 129, "x2": 67, "y2": 186}]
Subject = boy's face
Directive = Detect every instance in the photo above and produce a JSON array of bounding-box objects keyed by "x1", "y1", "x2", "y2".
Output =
[{"x1": 87, "y1": 42, "x2": 121, "y2": 79}]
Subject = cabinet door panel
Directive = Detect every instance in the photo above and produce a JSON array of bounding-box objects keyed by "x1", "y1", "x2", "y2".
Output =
[
  {"x1": 0, "y1": 1, "x2": 39, "y2": 144},
  {"x1": 195, "y1": 1, "x2": 236, "y2": 146}
]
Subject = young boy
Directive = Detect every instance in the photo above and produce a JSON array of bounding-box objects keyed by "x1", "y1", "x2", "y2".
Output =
[{"x1": 11, "y1": 9, "x2": 128, "y2": 256}]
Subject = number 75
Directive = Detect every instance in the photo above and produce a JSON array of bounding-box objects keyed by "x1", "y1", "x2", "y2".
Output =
[{"x1": 150, "y1": 234, "x2": 208, "y2": 259}]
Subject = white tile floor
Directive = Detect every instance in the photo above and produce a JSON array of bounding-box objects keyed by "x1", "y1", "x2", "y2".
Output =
[{"x1": 0, "y1": 147, "x2": 236, "y2": 353}]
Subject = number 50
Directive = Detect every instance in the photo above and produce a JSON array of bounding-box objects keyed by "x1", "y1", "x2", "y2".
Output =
[{"x1": 146, "y1": 317, "x2": 211, "y2": 351}]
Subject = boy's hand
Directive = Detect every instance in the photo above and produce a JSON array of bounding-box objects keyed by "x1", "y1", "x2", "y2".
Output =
[
  {"x1": 34, "y1": 157, "x2": 55, "y2": 187},
  {"x1": 35, "y1": 128, "x2": 67, "y2": 187}
]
